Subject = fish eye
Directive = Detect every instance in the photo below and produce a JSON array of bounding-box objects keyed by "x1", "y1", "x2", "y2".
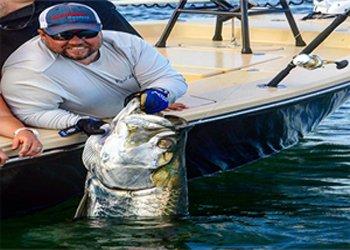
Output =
[{"x1": 157, "y1": 138, "x2": 175, "y2": 150}]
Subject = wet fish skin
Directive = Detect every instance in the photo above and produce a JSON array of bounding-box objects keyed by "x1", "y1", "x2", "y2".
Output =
[{"x1": 75, "y1": 98, "x2": 188, "y2": 218}]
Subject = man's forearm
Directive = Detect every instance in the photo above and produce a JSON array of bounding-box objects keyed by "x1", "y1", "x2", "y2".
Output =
[
  {"x1": 18, "y1": 109, "x2": 82, "y2": 130},
  {"x1": 147, "y1": 75, "x2": 188, "y2": 103},
  {"x1": 0, "y1": 116, "x2": 26, "y2": 138}
]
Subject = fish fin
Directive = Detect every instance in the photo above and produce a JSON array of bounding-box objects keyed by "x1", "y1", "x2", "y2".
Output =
[{"x1": 73, "y1": 191, "x2": 89, "y2": 220}]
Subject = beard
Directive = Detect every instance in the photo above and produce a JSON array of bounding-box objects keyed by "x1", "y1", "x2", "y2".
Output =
[{"x1": 62, "y1": 45, "x2": 98, "y2": 61}]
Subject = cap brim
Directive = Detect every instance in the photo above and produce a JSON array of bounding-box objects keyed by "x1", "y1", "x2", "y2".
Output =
[{"x1": 44, "y1": 23, "x2": 102, "y2": 35}]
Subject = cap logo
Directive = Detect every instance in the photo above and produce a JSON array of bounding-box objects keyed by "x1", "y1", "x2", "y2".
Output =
[{"x1": 51, "y1": 12, "x2": 88, "y2": 20}]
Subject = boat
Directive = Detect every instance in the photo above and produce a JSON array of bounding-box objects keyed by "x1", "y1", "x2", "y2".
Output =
[{"x1": 1, "y1": 0, "x2": 349, "y2": 219}]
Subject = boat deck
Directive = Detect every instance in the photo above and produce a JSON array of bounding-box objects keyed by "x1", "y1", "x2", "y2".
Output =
[
  {"x1": 1, "y1": 14, "x2": 350, "y2": 158},
  {"x1": 139, "y1": 14, "x2": 350, "y2": 119}
]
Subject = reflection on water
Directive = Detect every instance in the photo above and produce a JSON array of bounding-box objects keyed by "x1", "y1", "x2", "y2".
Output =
[
  {"x1": 19, "y1": 218, "x2": 192, "y2": 249},
  {"x1": 1, "y1": 100, "x2": 349, "y2": 249}
]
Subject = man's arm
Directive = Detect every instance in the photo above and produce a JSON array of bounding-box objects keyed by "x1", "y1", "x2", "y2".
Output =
[
  {"x1": 131, "y1": 37, "x2": 188, "y2": 103},
  {"x1": 0, "y1": 95, "x2": 43, "y2": 158},
  {"x1": 17, "y1": 109, "x2": 82, "y2": 130},
  {"x1": 1, "y1": 69, "x2": 82, "y2": 129}
]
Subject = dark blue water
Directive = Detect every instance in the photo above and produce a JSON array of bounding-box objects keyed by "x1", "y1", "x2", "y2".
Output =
[
  {"x1": 1, "y1": 2, "x2": 350, "y2": 249},
  {"x1": 1, "y1": 100, "x2": 349, "y2": 248}
]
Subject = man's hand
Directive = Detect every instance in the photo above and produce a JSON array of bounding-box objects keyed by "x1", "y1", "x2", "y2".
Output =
[
  {"x1": 59, "y1": 118, "x2": 106, "y2": 137},
  {"x1": 12, "y1": 129, "x2": 43, "y2": 158},
  {"x1": 0, "y1": 149, "x2": 9, "y2": 166},
  {"x1": 165, "y1": 103, "x2": 188, "y2": 111},
  {"x1": 124, "y1": 88, "x2": 170, "y2": 114},
  {"x1": 76, "y1": 118, "x2": 106, "y2": 135},
  {"x1": 140, "y1": 88, "x2": 169, "y2": 114}
]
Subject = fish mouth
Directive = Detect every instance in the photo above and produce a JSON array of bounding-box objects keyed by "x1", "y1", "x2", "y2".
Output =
[{"x1": 95, "y1": 177, "x2": 157, "y2": 192}]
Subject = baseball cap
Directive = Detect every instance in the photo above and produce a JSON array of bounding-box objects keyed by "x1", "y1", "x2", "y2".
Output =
[{"x1": 39, "y1": 3, "x2": 102, "y2": 35}]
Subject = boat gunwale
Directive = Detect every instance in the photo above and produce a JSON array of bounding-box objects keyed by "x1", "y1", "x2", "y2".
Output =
[
  {"x1": 2, "y1": 80, "x2": 349, "y2": 165},
  {"x1": 187, "y1": 79, "x2": 350, "y2": 127}
]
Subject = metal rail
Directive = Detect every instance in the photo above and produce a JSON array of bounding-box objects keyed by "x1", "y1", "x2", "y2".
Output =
[
  {"x1": 154, "y1": 0, "x2": 306, "y2": 54},
  {"x1": 112, "y1": 0, "x2": 205, "y2": 4}
]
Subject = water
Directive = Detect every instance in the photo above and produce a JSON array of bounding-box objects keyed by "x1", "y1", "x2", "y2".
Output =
[
  {"x1": 114, "y1": 0, "x2": 313, "y2": 21},
  {"x1": 1, "y1": 100, "x2": 349, "y2": 248},
  {"x1": 1, "y1": 2, "x2": 350, "y2": 249}
]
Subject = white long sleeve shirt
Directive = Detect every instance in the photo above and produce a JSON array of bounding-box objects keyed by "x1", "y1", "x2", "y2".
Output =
[{"x1": 1, "y1": 31, "x2": 187, "y2": 129}]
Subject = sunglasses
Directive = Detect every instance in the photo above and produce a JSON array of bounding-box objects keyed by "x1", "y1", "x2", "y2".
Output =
[
  {"x1": 48, "y1": 30, "x2": 99, "y2": 41},
  {"x1": 0, "y1": 3, "x2": 35, "y2": 31}
]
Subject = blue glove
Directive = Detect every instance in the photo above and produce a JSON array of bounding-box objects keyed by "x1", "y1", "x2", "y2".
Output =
[
  {"x1": 140, "y1": 88, "x2": 169, "y2": 114},
  {"x1": 59, "y1": 118, "x2": 106, "y2": 137}
]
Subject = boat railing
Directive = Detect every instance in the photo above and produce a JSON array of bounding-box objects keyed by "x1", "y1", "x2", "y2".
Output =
[
  {"x1": 112, "y1": 0, "x2": 205, "y2": 4},
  {"x1": 144, "y1": 0, "x2": 307, "y2": 54}
]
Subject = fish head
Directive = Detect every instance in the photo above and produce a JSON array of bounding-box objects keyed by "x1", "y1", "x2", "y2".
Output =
[{"x1": 83, "y1": 98, "x2": 188, "y2": 192}]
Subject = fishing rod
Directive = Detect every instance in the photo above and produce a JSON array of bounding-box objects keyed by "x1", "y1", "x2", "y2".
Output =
[
  {"x1": 267, "y1": 8, "x2": 350, "y2": 88},
  {"x1": 175, "y1": 8, "x2": 350, "y2": 130}
]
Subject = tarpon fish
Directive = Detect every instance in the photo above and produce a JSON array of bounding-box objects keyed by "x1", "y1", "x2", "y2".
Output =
[{"x1": 74, "y1": 98, "x2": 189, "y2": 218}]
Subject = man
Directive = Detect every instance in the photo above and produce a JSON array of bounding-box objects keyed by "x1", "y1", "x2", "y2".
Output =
[
  {"x1": 0, "y1": 0, "x2": 141, "y2": 70},
  {"x1": 0, "y1": 1, "x2": 138, "y2": 160},
  {"x1": 1, "y1": 3, "x2": 187, "y2": 134}
]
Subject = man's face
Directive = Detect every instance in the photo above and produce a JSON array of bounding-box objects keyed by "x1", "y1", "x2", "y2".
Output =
[{"x1": 38, "y1": 29, "x2": 102, "y2": 63}]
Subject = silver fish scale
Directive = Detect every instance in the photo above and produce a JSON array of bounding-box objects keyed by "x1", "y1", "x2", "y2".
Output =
[{"x1": 86, "y1": 177, "x2": 187, "y2": 217}]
